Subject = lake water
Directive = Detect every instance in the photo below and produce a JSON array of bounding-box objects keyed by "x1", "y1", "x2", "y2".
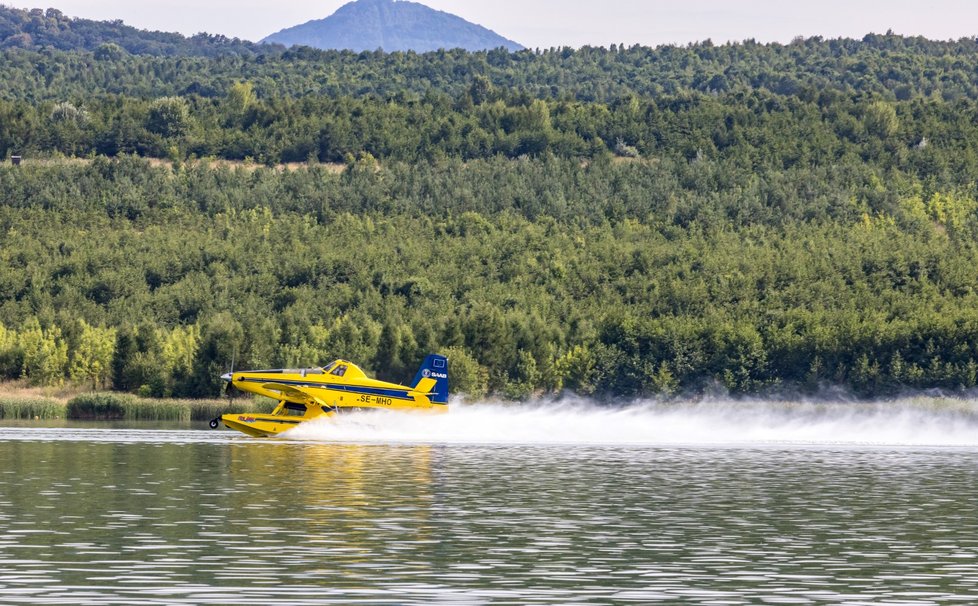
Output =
[{"x1": 1, "y1": 400, "x2": 978, "y2": 605}]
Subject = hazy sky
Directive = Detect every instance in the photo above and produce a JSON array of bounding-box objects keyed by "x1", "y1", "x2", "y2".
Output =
[{"x1": 8, "y1": 0, "x2": 978, "y2": 48}]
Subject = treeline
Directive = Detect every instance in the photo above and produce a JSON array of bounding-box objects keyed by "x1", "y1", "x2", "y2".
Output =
[
  {"x1": 5, "y1": 33, "x2": 978, "y2": 102},
  {"x1": 0, "y1": 6, "x2": 272, "y2": 57},
  {"x1": 1, "y1": 158, "x2": 978, "y2": 398}
]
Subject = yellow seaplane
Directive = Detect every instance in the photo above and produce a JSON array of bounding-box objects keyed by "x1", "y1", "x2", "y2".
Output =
[{"x1": 210, "y1": 354, "x2": 449, "y2": 437}]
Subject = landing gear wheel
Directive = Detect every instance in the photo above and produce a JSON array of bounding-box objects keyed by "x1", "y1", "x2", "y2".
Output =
[{"x1": 209, "y1": 418, "x2": 220, "y2": 429}]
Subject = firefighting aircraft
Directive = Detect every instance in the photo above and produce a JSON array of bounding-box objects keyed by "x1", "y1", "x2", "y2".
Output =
[{"x1": 210, "y1": 354, "x2": 449, "y2": 437}]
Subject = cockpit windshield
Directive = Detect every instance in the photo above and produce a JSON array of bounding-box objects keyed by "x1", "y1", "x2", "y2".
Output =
[{"x1": 322, "y1": 361, "x2": 338, "y2": 373}]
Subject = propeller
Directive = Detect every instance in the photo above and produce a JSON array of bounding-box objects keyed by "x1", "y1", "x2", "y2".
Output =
[
  {"x1": 224, "y1": 350, "x2": 237, "y2": 402},
  {"x1": 212, "y1": 351, "x2": 236, "y2": 430}
]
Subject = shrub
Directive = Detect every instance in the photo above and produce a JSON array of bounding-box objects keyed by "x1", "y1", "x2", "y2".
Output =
[{"x1": 67, "y1": 393, "x2": 136, "y2": 419}]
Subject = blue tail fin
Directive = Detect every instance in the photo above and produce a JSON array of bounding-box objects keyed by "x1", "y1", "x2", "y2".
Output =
[{"x1": 411, "y1": 354, "x2": 449, "y2": 404}]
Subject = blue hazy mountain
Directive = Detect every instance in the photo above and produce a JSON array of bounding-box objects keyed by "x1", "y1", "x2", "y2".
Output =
[{"x1": 261, "y1": 0, "x2": 524, "y2": 53}]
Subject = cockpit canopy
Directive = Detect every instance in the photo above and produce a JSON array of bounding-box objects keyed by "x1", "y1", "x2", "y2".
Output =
[{"x1": 320, "y1": 360, "x2": 367, "y2": 380}]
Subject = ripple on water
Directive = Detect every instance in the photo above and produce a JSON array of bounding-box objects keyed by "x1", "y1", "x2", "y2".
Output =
[{"x1": 0, "y1": 420, "x2": 977, "y2": 604}]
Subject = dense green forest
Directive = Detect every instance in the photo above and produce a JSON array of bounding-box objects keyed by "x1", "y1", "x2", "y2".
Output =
[
  {"x1": 2, "y1": 156, "x2": 978, "y2": 399},
  {"x1": 4, "y1": 27, "x2": 978, "y2": 102},
  {"x1": 5, "y1": 87, "x2": 978, "y2": 168},
  {"x1": 2, "y1": 22, "x2": 978, "y2": 399}
]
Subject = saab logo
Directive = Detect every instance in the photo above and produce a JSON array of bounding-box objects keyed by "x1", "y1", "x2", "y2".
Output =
[
  {"x1": 422, "y1": 369, "x2": 431, "y2": 378},
  {"x1": 429, "y1": 372, "x2": 448, "y2": 379}
]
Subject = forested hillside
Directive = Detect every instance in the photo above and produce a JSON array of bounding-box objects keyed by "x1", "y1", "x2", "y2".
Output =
[
  {"x1": 0, "y1": 6, "x2": 269, "y2": 57},
  {"x1": 2, "y1": 31, "x2": 978, "y2": 399}
]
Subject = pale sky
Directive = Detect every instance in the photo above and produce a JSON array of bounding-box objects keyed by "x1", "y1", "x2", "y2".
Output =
[{"x1": 6, "y1": 0, "x2": 978, "y2": 48}]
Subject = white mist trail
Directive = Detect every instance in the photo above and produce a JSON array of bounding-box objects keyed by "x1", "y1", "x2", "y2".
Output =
[{"x1": 284, "y1": 398, "x2": 978, "y2": 447}]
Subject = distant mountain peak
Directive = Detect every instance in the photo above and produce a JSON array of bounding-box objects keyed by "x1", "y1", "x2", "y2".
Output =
[{"x1": 262, "y1": 0, "x2": 524, "y2": 53}]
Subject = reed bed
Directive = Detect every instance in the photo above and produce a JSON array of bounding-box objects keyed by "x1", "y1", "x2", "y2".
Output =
[
  {"x1": 186, "y1": 398, "x2": 277, "y2": 421},
  {"x1": 0, "y1": 396, "x2": 66, "y2": 419},
  {"x1": 65, "y1": 393, "x2": 276, "y2": 421}
]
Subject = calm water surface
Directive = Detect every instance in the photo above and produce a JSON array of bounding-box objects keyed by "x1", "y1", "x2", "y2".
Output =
[{"x1": 1, "y1": 406, "x2": 978, "y2": 605}]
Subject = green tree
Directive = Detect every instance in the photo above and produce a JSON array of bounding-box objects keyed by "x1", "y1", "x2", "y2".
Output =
[
  {"x1": 20, "y1": 318, "x2": 68, "y2": 387},
  {"x1": 69, "y1": 320, "x2": 117, "y2": 390},
  {"x1": 0, "y1": 323, "x2": 22, "y2": 379},
  {"x1": 161, "y1": 324, "x2": 200, "y2": 388},
  {"x1": 503, "y1": 349, "x2": 541, "y2": 400},
  {"x1": 226, "y1": 81, "x2": 256, "y2": 114},
  {"x1": 863, "y1": 101, "x2": 899, "y2": 138},
  {"x1": 189, "y1": 313, "x2": 244, "y2": 397},
  {"x1": 146, "y1": 96, "x2": 192, "y2": 138},
  {"x1": 554, "y1": 345, "x2": 598, "y2": 395},
  {"x1": 443, "y1": 346, "x2": 489, "y2": 399}
]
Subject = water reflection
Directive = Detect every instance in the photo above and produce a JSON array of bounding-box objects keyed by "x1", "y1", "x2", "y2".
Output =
[
  {"x1": 218, "y1": 442, "x2": 438, "y2": 585},
  {"x1": 0, "y1": 428, "x2": 977, "y2": 604}
]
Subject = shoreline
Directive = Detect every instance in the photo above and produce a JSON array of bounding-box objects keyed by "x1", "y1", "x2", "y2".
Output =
[
  {"x1": 2, "y1": 389, "x2": 976, "y2": 423},
  {"x1": 0, "y1": 391, "x2": 275, "y2": 422}
]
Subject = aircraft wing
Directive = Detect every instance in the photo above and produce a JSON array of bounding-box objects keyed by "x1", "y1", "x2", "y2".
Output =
[{"x1": 261, "y1": 382, "x2": 326, "y2": 407}]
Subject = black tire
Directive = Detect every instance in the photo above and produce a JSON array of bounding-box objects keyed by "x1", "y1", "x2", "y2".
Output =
[{"x1": 209, "y1": 418, "x2": 220, "y2": 429}]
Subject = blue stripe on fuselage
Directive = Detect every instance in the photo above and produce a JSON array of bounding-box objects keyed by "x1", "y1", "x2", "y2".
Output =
[{"x1": 238, "y1": 377, "x2": 413, "y2": 400}]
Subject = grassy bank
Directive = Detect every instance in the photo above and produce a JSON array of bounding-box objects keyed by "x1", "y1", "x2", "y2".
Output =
[{"x1": 0, "y1": 391, "x2": 276, "y2": 421}]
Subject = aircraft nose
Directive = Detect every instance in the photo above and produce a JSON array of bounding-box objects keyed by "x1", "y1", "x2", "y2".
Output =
[{"x1": 221, "y1": 372, "x2": 233, "y2": 383}]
